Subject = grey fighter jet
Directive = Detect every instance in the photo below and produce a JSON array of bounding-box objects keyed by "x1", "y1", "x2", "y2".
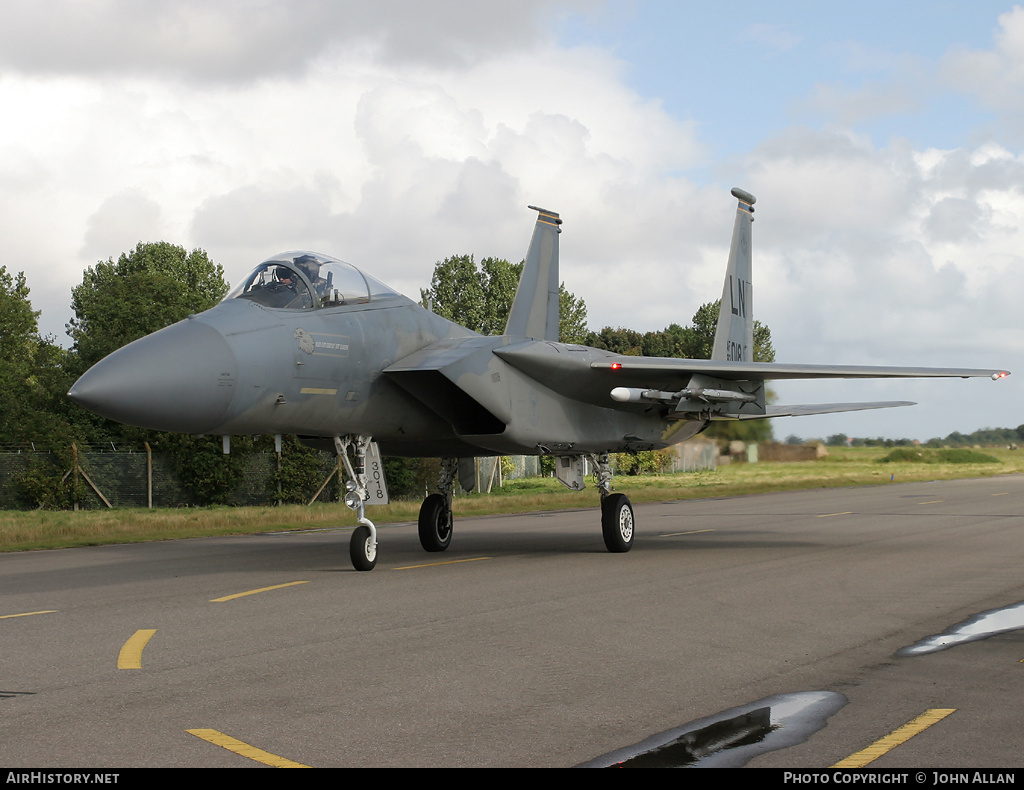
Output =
[{"x1": 68, "y1": 188, "x2": 1009, "y2": 571}]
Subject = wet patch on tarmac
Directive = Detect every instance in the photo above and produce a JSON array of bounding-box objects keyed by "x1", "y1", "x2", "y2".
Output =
[
  {"x1": 577, "y1": 691, "x2": 847, "y2": 768},
  {"x1": 898, "y1": 599, "x2": 1024, "y2": 656}
]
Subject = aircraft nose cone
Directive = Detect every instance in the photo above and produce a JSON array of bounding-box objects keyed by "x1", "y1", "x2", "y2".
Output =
[{"x1": 68, "y1": 319, "x2": 238, "y2": 434}]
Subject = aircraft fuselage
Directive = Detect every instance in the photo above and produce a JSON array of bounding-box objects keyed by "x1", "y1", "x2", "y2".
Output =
[{"x1": 70, "y1": 292, "x2": 705, "y2": 458}]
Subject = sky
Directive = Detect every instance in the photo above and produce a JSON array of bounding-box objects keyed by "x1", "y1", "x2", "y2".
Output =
[{"x1": 1, "y1": 0, "x2": 1021, "y2": 442}]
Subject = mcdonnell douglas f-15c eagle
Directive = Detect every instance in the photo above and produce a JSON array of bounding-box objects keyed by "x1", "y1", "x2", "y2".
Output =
[{"x1": 69, "y1": 188, "x2": 1009, "y2": 571}]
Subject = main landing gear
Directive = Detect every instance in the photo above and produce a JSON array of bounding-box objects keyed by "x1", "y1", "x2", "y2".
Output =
[
  {"x1": 551, "y1": 452, "x2": 634, "y2": 552},
  {"x1": 593, "y1": 452, "x2": 634, "y2": 553},
  {"x1": 418, "y1": 458, "x2": 456, "y2": 552},
  {"x1": 339, "y1": 445, "x2": 634, "y2": 570},
  {"x1": 414, "y1": 454, "x2": 634, "y2": 555}
]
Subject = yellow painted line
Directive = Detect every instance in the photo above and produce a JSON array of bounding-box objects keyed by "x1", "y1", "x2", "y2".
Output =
[
  {"x1": 117, "y1": 629, "x2": 157, "y2": 669},
  {"x1": 831, "y1": 708, "x2": 956, "y2": 768},
  {"x1": 818, "y1": 512, "x2": 853, "y2": 518},
  {"x1": 917, "y1": 500, "x2": 943, "y2": 505},
  {"x1": 991, "y1": 492, "x2": 1009, "y2": 496},
  {"x1": 393, "y1": 557, "x2": 491, "y2": 570},
  {"x1": 210, "y1": 581, "x2": 309, "y2": 602},
  {"x1": 1, "y1": 610, "x2": 57, "y2": 619},
  {"x1": 662, "y1": 529, "x2": 715, "y2": 537},
  {"x1": 299, "y1": 387, "x2": 337, "y2": 395},
  {"x1": 186, "y1": 729, "x2": 309, "y2": 768}
]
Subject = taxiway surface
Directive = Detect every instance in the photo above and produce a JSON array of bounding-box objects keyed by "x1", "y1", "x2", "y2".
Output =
[{"x1": 2, "y1": 475, "x2": 1022, "y2": 767}]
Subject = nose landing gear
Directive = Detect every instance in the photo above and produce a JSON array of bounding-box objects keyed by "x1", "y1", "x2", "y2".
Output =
[{"x1": 336, "y1": 435, "x2": 379, "y2": 571}]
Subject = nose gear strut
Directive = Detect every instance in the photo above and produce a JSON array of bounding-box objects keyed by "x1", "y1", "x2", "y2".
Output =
[{"x1": 336, "y1": 435, "x2": 378, "y2": 571}]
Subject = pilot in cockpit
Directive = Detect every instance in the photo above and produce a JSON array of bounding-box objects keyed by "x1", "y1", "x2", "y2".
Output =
[
  {"x1": 256, "y1": 265, "x2": 298, "y2": 308},
  {"x1": 294, "y1": 255, "x2": 329, "y2": 302}
]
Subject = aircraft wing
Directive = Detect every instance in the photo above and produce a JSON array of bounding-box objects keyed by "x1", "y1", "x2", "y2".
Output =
[
  {"x1": 588, "y1": 358, "x2": 1009, "y2": 381},
  {"x1": 492, "y1": 341, "x2": 1008, "y2": 420}
]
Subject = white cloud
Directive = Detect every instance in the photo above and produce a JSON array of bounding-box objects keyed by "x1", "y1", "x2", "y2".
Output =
[
  {"x1": 798, "y1": 81, "x2": 921, "y2": 126},
  {"x1": 0, "y1": 0, "x2": 576, "y2": 79},
  {"x1": 739, "y1": 23, "x2": 802, "y2": 55},
  {"x1": 81, "y1": 191, "x2": 164, "y2": 259},
  {"x1": 0, "y1": 2, "x2": 1019, "y2": 440},
  {"x1": 942, "y1": 5, "x2": 1024, "y2": 111},
  {"x1": 739, "y1": 129, "x2": 1024, "y2": 404}
]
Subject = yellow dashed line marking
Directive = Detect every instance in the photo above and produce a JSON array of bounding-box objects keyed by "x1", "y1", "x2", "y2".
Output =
[
  {"x1": 991, "y1": 492, "x2": 1009, "y2": 496},
  {"x1": 818, "y1": 512, "x2": 853, "y2": 518},
  {"x1": 1, "y1": 610, "x2": 57, "y2": 619},
  {"x1": 917, "y1": 500, "x2": 943, "y2": 505},
  {"x1": 393, "y1": 557, "x2": 491, "y2": 570},
  {"x1": 832, "y1": 708, "x2": 956, "y2": 768},
  {"x1": 662, "y1": 529, "x2": 715, "y2": 536},
  {"x1": 187, "y1": 729, "x2": 309, "y2": 768},
  {"x1": 210, "y1": 581, "x2": 309, "y2": 602},
  {"x1": 117, "y1": 629, "x2": 157, "y2": 669}
]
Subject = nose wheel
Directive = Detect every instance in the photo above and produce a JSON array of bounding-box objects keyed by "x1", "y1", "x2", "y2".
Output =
[{"x1": 350, "y1": 524, "x2": 377, "y2": 571}]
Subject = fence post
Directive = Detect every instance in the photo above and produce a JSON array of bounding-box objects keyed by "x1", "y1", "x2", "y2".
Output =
[
  {"x1": 145, "y1": 442, "x2": 153, "y2": 509},
  {"x1": 275, "y1": 434, "x2": 282, "y2": 507},
  {"x1": 69, "y1": 444, "x2": 113, "y2": 510}
]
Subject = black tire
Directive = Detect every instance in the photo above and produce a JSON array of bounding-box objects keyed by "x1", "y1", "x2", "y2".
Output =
[
  {"x1": 350, "y1": 525, "x2": 377, "y2": 571},
  {"x1": 601, "y1": 493, "x2": 634, "y2": 553},
  {"x1": 418, "y1": 493, "x2": 453, "y2": 552}
]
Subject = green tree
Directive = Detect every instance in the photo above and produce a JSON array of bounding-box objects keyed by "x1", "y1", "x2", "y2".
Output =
[
  {"x1": 585, "y1": 301, "x2": 774, "y2": 364},
  {"x1": 68, "y1": 242, "x2": 228, "y2": 371},
  {"x1": 156, "y1": 434, "x2": 249, "y2": 506},
  {"x1": 421, "y1": 255, "x2": 588, "y2": 342},
  {"x1": 479, "y1": 257, "x2": 521, "y2": 336},
  {"x1": 419, "y1": 254, "x2": 486, "y2": 334},
  {"x1": 0, "y1": 266, "x2": 81, "y2": 447},
  {"x1": 558, "y1": 285, "x2": 589, "y2": 344}
]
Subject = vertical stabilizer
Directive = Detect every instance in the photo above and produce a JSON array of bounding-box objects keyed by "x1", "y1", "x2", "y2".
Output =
[
  {"x1": 711, "y1": 188, "x2": 756, "y2": 362},
  {"x1": 505, "y1": 206, "x2": 561, "y2": 341}
]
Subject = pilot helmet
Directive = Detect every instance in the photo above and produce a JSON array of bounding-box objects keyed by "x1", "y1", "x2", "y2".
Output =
[{"x1": 293, "y1": 255, "x2": 322, "y2": 281}]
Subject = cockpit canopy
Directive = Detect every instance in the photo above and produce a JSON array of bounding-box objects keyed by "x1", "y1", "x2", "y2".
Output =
[{"x1": 227, "y1": 251, "x2": 399, "y2": 310}]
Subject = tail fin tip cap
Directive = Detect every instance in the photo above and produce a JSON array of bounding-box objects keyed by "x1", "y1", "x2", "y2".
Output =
[
  {"x1": 731, "y1": 187, "x2": 756, "y2": 205},
  {"x1": 527, "y1": 204, "x2": 562, "y2": 223}
]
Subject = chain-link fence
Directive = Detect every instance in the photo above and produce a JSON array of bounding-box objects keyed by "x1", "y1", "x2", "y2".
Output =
[
  {"x1": 0, "y1": 442, "x2": 715, "y2": 510},
  {"x1": 0, "y1": 445, "x2": 345, "y2": 510}
]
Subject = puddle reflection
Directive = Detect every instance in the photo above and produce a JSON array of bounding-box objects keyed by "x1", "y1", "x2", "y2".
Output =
[
  {"x1": 579, "y1": 691, "x2": 846, "y2": 768},
  {"x1": 899, "y1": 599, "x2": 1024, "y2": 656}
]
